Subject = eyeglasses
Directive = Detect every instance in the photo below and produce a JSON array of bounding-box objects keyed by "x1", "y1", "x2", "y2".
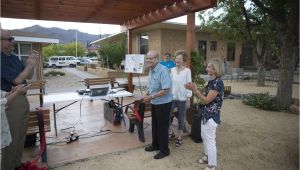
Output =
[
  {"x1": 1, "y1": 37, "x2": 14, "y2": 42},
  {"x1": 146, "y1": 57, "x2": 155, "y2": 60}
]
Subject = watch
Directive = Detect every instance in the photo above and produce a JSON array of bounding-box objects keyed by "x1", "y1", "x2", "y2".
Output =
[{"x1": 151, "y1": 94, "x2": 155, "y2": 99}]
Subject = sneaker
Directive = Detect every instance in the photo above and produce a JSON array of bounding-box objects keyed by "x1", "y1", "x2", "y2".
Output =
[{"x1": 197, "y1": 155, "x2": 208, "y2": 164}]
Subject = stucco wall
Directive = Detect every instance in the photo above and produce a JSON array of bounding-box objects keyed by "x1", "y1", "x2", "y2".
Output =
[
  {"x1": 160, "y1": 29, "x2": 186, "y2": 60},
  {"x1": 131, "y1": 28, "x2": 245, "y2": 68}
]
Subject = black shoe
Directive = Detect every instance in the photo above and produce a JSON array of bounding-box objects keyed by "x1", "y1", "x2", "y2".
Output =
[
  {"x1": 145, "y1": 145, "x2": 159, "y2": 152},
  {"x1": 154, "y1": 151, "x2": 169, "y2": 159}
]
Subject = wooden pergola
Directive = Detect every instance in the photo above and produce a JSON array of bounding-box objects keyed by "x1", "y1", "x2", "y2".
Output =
[{"x1": 1, "y1": 0, "x2": 217, "y2": 92}]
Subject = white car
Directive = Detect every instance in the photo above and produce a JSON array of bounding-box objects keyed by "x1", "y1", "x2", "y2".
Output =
[{"x1": 48, "y1": 56, "x2": 77, "y2": 68}]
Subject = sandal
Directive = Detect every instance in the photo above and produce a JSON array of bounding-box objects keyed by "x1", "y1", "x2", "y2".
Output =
[
  {"x1": 175, "y1": 138, "x2": 182, "y2": 147},
  {"x1": 169, "y1": 132, "x2": 175, "y2": 140}
]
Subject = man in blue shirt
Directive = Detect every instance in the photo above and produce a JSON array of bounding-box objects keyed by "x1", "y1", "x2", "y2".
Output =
[
  {"x1": 160, "y1": 52, "x2": 175, "y2": 69},
  {"x1": 1, "y1": 30, "x2": 38, "y2": 170},
  {"x1": 144, "y1": 50, "x2": 173, "y2": 159}
]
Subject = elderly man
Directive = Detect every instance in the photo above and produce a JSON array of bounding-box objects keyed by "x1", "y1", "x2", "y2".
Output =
[
  {"x1": 1, "y1": 30, "x2": 38, "y2": 170},
  {"x1": 144, "y1": 51, "x2": 173, "y2": 159}
]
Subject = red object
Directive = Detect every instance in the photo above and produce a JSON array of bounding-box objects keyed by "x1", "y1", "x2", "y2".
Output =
[
  {"x1": 134, "y1": 103, "x2": 142, "y2": 123},
  {"x1": 18, "y1": 109, "x2": 47, "y2": 170}
]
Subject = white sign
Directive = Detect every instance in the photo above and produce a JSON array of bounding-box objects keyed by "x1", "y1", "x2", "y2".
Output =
[{"x1": 124, "y1": 54, "x2": 145, "y2": 74}]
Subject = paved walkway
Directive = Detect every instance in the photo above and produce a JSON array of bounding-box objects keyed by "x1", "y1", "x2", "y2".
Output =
[{"x1": 63, "y1": 68, "x2": 98, "y2": 79}]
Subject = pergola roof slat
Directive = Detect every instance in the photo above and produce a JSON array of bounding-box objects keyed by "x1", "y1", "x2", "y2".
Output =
[{"x1": 2, "y1": 0, "x2": 217, "y2": 29}]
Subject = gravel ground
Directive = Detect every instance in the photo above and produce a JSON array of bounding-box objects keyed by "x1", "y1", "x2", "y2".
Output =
[{"x1": 39, "y1": 67, "x2": 299, "y2": 170}]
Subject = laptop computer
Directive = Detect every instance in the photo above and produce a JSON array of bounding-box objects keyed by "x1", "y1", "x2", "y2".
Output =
[{"x1": 89, "y1": 87, "x2": 109, "y2": 96}]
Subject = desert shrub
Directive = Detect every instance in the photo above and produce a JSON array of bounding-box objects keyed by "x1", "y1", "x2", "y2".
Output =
[
  {"x1": 243, "y1": 93, "x2": 280, "y2": 111},
  {"x1": 44, "y1": 71, "x2": 65, "y2": 77}
]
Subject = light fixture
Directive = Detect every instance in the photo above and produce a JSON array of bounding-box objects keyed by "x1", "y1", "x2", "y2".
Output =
[{"x1": 173, "y1": 2, "x2": 177, "y2": 7}]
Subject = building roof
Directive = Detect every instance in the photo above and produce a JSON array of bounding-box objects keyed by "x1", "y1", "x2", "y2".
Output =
[{"x1": 6, "y1": 30, "x2": 59, "y2": 44}]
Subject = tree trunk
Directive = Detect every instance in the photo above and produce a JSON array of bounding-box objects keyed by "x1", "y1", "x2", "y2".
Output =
[
  {"x1": 256, "y1": 37, "x2": 266, "y2": 87},
  {"x1": 275, "y1": 1, "x2": 298, "y2": 110},
  {"x1": 257, "y1": 63, "x2": 265, "y2": 86},
  {"x1": 276, "y1": 35, "x2": 296, "y2": 109}
]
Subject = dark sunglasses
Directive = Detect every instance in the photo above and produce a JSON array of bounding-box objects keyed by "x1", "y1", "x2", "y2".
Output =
[{"x1": 1, "y1": 37, "x2": 14, "y2": 42}]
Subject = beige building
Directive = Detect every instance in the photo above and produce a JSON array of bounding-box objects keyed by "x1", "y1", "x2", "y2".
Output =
[{"x1": 93, "y1": 22, "x2": 256, "y2": 69}]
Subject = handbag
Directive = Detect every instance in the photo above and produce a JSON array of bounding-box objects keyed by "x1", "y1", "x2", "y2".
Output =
[{"x1": 186, "y1": 101, "x2": 204, "y2": 143}]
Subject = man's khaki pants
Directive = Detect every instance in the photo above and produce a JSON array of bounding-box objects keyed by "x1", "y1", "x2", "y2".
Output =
[{"x1": 2, "y1": 95, "x2": 29, "y2": 170}]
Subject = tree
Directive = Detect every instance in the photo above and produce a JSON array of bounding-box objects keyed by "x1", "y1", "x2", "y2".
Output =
[
  {"x1": 42, "y1": 44, "x2": 65, "y2": 60},
  {"x1": 200, "y1": 0, "x2": 298, "y2": 109},
  {"x1": 200, "y1": 0, "x2": 276, "y2": 86},
  {"x1": 98, "y1": 41, "x2": 126, "y2": 69},
  {"x1": 87, "y1": 51, "x2": 98, "y2": 57},
  {"x1": 63, "y1": 41, "x2": 85, "y2": 57},
  {"x1": 42, "y1": 42, "x2": 86, "y2": 60},
  {"x1": 251, "y1": 0, "x2": 299, "y2": 109}
]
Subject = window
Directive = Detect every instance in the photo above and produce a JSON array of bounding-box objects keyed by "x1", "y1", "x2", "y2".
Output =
[
  {"x1": 139, "y1": 33, "x2": 148, "y2": 54},
  {"x1": 14, "y1": 43, "x2": 32, "y2": 65},
  {"x1": 227, "y1": 42, "x2": 235, "y2": 61},
  {"x1": 210, "y1": 41, "x2": 217, "y2": 51}
]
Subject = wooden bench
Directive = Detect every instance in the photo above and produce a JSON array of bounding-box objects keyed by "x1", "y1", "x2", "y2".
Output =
[
  {"x1": 26, "y1": 80, "x2": 49, "y2": 162},
  {"x1": 125, "y1": 100, "x2": 152, "y2": 142},
  {"x1": 84, "y1": 77, "x2": 118, "y2": 89},
  {"x1": 26, "y1": 108, "x2": 50, "y2": 162},
  {"x1": 27, "y1": 109, "x2": 51, "y2": 135}
]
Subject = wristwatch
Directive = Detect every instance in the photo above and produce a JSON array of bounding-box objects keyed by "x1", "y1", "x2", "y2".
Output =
[{"x1": 151, "y1": 94, "x2": 155, "y2": 99}]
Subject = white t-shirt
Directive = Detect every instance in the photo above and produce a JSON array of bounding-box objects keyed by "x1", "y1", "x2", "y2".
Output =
[{"x1": 171, "y1": 67, "x2": 192, "y2": 101}]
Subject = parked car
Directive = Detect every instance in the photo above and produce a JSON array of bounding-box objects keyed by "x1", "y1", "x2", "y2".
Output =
[
  {"x1": 80, "y1": 58, "x2": 93, "y2": 65},
  {"x1": 89, "y1": 57, "x2": 98, "y2": 64},
  {"x1": 48, "y1": 56, "x2": 78, "y2": 68},
  {"x1": 43, "y1": 61, "x2": 49, "y2": 68}
]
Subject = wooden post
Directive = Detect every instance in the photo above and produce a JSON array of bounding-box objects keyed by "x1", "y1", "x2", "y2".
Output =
[
  {"x1": 186, "y1": 12, "x2": 195, "y2": 68},
  {"x1": 186, "y1": 12, "x2": 196, "y2": 105},
  {"x1": 127, "y1": 29, "x2": 134, "y2": 93}
]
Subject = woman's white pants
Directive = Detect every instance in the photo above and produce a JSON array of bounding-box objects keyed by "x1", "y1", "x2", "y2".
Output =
[{"x1": 201, "y1": 118, "x2": 218, "y2": 166}]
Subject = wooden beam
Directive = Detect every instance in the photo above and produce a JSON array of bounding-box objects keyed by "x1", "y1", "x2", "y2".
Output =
[
  {"x1": 127, "y1": 30, "x2": 134, "y2": 93},
  {"x1": 124, "y1": 0, "x2": 216, "y2": 30},
  {"x1": 186, "y1": 12, "x2": 195, "y2": 67}
]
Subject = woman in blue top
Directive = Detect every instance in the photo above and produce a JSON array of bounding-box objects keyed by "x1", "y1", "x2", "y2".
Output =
[{"x1": 185, "y1": 58, "x2": 224, "y2": 170}]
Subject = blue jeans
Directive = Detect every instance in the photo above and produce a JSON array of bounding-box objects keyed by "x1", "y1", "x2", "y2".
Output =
[{"x1": 170, "y1": 100, "x2": 186, "y2": 131}]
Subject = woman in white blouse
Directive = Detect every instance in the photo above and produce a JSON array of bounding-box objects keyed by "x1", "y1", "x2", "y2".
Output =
[{"x1": 169, "y1": 50, "x2": 192, "y2": 146}]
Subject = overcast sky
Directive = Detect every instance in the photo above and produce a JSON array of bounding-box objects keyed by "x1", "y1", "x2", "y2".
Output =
[{"x1": 0, "y1": 15, "x2": 201, "y2": 35}]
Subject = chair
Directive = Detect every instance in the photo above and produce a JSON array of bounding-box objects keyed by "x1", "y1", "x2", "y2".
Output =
[
  {"x1": 225, "y1": 68, "x2": 234, "y2": 82},
  {"x1": 236, "y1": 68, "x2": 249, "y2": 82}
]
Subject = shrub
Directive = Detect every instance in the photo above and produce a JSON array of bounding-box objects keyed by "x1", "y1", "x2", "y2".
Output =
[
  {"x1": 243, "y1": 93, "x2": 281, "y2": 111},
  {"x1": 44, "y1": 71, "x2": 65, "y2": 77}
]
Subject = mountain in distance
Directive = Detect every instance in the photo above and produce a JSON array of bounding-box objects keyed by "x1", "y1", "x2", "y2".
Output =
[{"x1": 14, "y1": 25, "x2": 110, "y2": 46}]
